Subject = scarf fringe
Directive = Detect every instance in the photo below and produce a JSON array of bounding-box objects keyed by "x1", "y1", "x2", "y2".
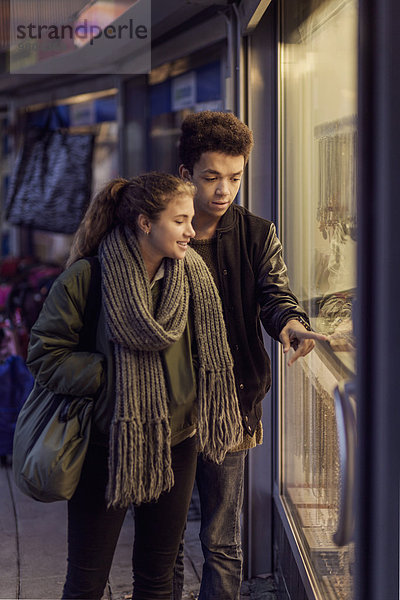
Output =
[
  {"x1": 197, "y1": 366, "x2": 243, "y2": 464},
  {"x1": 106, "y1": 419, "x2": 174, "y2": 508}
]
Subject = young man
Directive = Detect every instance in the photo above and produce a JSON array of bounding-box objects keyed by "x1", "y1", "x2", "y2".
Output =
[{"x1": 175, "y1": 111, "x2": 326, "y2": 600}]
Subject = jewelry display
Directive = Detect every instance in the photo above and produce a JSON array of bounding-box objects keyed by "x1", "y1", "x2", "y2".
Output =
[
  {"x1": 281, "y1": 2, "x2": 357, "y2": 598},
  {"x1": 284, "y1": 356, "x2": 351, "y2": 600},
  {"x1": 314, "y1": 116, "x2": 357, "y2": 357},
  {"x1": 315, "y1": 116, "x2": 357, "y2": 242}
]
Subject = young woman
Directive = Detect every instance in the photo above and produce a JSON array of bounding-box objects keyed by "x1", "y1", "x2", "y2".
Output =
[{"x1": 26, "y1": 173, "x2": 243, "y2": 600}]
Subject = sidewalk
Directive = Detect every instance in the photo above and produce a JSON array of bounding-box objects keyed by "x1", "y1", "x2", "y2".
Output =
[{"x1": 0, "y1": 459, "x2": 277, "y2": 600}]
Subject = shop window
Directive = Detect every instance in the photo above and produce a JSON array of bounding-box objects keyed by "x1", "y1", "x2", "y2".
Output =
[
  {"x1": 279, "y1": 0, "x2": 357, "y2": 598},
  {"x1": 7, "y1": 93, "x2": 118, "y2": 264}
]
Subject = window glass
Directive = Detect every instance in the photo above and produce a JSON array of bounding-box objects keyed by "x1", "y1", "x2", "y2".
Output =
[{"x1": 280, "y1": 1, "x2": 357, "y2": 598}]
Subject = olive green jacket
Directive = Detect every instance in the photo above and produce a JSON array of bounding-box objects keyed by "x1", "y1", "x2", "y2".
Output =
[
  {"x1": 27, "y1": 258, "x2": 198, "y2": 446},
  {"x1": 27, "y1": 259, "x2": 114, "y2": 444}
]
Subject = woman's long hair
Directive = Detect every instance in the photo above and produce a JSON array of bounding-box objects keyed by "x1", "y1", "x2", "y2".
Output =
[{"x1": 66, "y1": 173, "x2": 195, "y2": 267}]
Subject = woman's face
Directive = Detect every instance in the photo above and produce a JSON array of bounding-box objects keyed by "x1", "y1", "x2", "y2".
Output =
[{"x1": 146, "y1": 194, "x2": 196, "y2": 261}]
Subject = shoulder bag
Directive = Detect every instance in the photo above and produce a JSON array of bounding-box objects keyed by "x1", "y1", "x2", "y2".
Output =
[{"x1": 12, "y1": 257, "x2": 101, "y2": 502}]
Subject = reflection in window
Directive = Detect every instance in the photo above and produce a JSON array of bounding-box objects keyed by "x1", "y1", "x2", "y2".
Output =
[{"x1": 280, "y1": 1, "x2": 357, "y2": 598}]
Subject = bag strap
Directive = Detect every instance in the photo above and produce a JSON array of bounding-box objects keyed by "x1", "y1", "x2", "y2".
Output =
[{"x1": 80, "y1": 256, "x2": 101, "y2": 351}]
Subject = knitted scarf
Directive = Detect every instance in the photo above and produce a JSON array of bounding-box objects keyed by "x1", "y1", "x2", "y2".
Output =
[{"x1": 99, "y1": 226, "x2": 243, "y2": 508}]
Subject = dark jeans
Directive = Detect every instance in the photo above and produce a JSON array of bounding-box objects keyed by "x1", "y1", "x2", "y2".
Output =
[
  {"x1": 173, "y1": 450, "x2": 247, "y2": 600},
  {"x1": 62, "y1": 434, "x2": 198, "y2": 600}
]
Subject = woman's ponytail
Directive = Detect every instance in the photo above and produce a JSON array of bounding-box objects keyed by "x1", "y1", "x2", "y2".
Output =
[{"x1": 66, "y1": 178, "x2": 128, "y2": 267}]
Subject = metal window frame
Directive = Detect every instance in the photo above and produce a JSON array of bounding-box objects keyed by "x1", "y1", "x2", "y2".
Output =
[{"x1": 355, "y1": 0, "x2": 400, "y2": 598}]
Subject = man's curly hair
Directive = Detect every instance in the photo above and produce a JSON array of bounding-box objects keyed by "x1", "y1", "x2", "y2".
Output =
[{"x1": 179, "y1": 111, "x2": 254, "y2": 174}]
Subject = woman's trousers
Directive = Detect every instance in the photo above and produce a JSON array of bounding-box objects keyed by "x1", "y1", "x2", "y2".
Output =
[{"x1": 61, "y1": 434, "x2": 198, "y2": 600}]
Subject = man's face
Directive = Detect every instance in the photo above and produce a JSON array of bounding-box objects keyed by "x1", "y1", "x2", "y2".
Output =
[{"x1": 184, "y1": 152, "x2": 245, "y2": 220}]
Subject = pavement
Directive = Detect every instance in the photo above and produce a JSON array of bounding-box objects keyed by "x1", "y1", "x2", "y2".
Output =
[{"x1": 0, "y1": 457, "x2": 278, "y2": 600}]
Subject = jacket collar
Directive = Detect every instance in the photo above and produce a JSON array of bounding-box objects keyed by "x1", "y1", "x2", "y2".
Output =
[{"x1": 215, "y1": 203, "x2": 238, "y2": 233}]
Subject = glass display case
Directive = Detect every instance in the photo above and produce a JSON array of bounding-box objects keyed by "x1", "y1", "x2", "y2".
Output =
[{"x1": 279, "y1": 0, "x2": 357, "y2": 598}]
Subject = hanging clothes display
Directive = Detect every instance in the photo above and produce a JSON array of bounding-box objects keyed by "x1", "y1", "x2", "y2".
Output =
[{"x1": 5, "y1": 107, "x2": 95, "y2": 234}]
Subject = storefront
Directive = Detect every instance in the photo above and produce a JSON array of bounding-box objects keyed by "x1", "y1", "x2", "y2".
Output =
[
  {"x1": 244, "y1": 0, "x2": 400, "y2": 599},
  {"x1": 278, "y1": 1, "x2": 357, "y2": 598},
  {"x1": 1, "y1": 2, "x2": 399, "y2": 597},
  {"x1": 245, "y1": 0, "x2": 357, "y2": 597}
]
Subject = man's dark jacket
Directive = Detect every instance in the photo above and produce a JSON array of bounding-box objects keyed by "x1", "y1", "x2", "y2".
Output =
[{"x1": 213, "y1": 204, "x2": 310, "y2": 436}]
